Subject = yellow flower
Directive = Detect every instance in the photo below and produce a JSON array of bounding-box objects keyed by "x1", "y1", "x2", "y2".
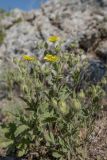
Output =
[
  {"x1": 48, "y1": 36, "x2": 60, "y2": 43},
  {"x1": 44, "y1": 54, "x2": 59, "y2": 62},
  {"x1": 22, "y1": 55, "x2": 36, "y2": 61}
]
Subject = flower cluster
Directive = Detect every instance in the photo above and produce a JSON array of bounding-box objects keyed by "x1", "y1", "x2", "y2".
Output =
[{"x1": 22, "y1": 36, "x2": 60, "y2": 63}]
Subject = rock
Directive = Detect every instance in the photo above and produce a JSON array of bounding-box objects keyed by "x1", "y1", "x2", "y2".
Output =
[
  {"x1": 95, "y1": 40, "x2": 107, "y2": 62},
  {"x1": 1, "y1": 9, "x2": 23, "y2": 29},
  {"x1": 100, "y1": 0, "x2": 107, "y2": 7},
  {"x1": 79, "y1": 29, "x2": 99, "y2": 51},
  {"x1": 10, "y1": 9, "x2": 23, "y2": 21},
  {"x1": 99, "y1": 22, "x2": 107, "y2": 38},
  {"x1": 33, "y1": 13, "x2": 64, "y2": 39},
  {"x1": 4, "y1": 21, "x2": 40, "y2": 57},
  {"x1": 0, "y1": 81, "x2": 8, "y2": 100},
  {"x1": 77, "y1": 59, "x2": 106, "y2": 90},
  {"x1": 1, "y1": 0, "x2": 107, "y2": 62},
  {"x1": 22, "y1": 10, "x2": 36, "y2": 21},
  {"x1": 0, "y1": 0, "x2": 107, "y2": 59},
  {"x1": 1, "y1": 17, "x2": 15, "y2": 29}
]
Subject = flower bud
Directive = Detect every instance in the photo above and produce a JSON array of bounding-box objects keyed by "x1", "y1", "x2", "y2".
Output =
[
  {"x1": 52, "y1": 98, "x2": 58, "y2": 108},
  {"x1": 78, "y1": 90, "x2": 85, "y2": 99},
  {"x1": 72, "y1": 98, "x2": 81, "y2": 111},
  {"x1": 59, "y1": 100, "x2": 69, "y2": 114}
]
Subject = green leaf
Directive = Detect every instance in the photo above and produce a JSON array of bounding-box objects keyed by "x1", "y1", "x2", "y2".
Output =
[
  {"x1": 52, "y1": 152, "x2": 62, "y2": 158},
  {"x1": 0, "y1": 140, "x2": 13, "y2": 148},
  {"x1": 58, "y1": 137, "x2": 65, "y2": 147},
  {"x1": 44, "y1": 42, "x2": 48, "y2": 49},
  {"x1": 50, "y1": 131, "x2": 55, "y2": 144},
  {"x1": 15, "y1": 125, "x2": 29, "y2": 137},
  {"x1": 18, "y1": 149, "x2": 26, "y2": 157},
  {"x1": 40, "y1": 111, "x2": 56, "y2": 123},
  {"x1": 42, "y1": 116, "x2": 56, "y2": 123},
  {"x1": 44, "y1": 131, "x2": 55, "y2": 144},
  {"x1": 44, "y1": 132, "x2": 51, "y2": 142}
]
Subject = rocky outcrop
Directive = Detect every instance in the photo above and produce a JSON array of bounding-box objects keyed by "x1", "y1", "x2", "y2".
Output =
[{"x1": 0, "y1": 0, "x2": 107, "y2": 60}]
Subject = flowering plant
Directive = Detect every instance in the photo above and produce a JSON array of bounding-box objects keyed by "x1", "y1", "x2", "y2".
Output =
[{"x1": 0, "y1": 37, "x2": 106, "y2": 160}]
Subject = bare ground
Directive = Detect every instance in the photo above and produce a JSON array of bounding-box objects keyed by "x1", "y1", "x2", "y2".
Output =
[{"x1": 88, "y1": 110, "x2": 107, "y2": 160}]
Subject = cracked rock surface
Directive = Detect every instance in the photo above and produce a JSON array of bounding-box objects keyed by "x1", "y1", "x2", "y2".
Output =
[{"x1": 0, "y1": 0, "x2": 107, "y2": 62}]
